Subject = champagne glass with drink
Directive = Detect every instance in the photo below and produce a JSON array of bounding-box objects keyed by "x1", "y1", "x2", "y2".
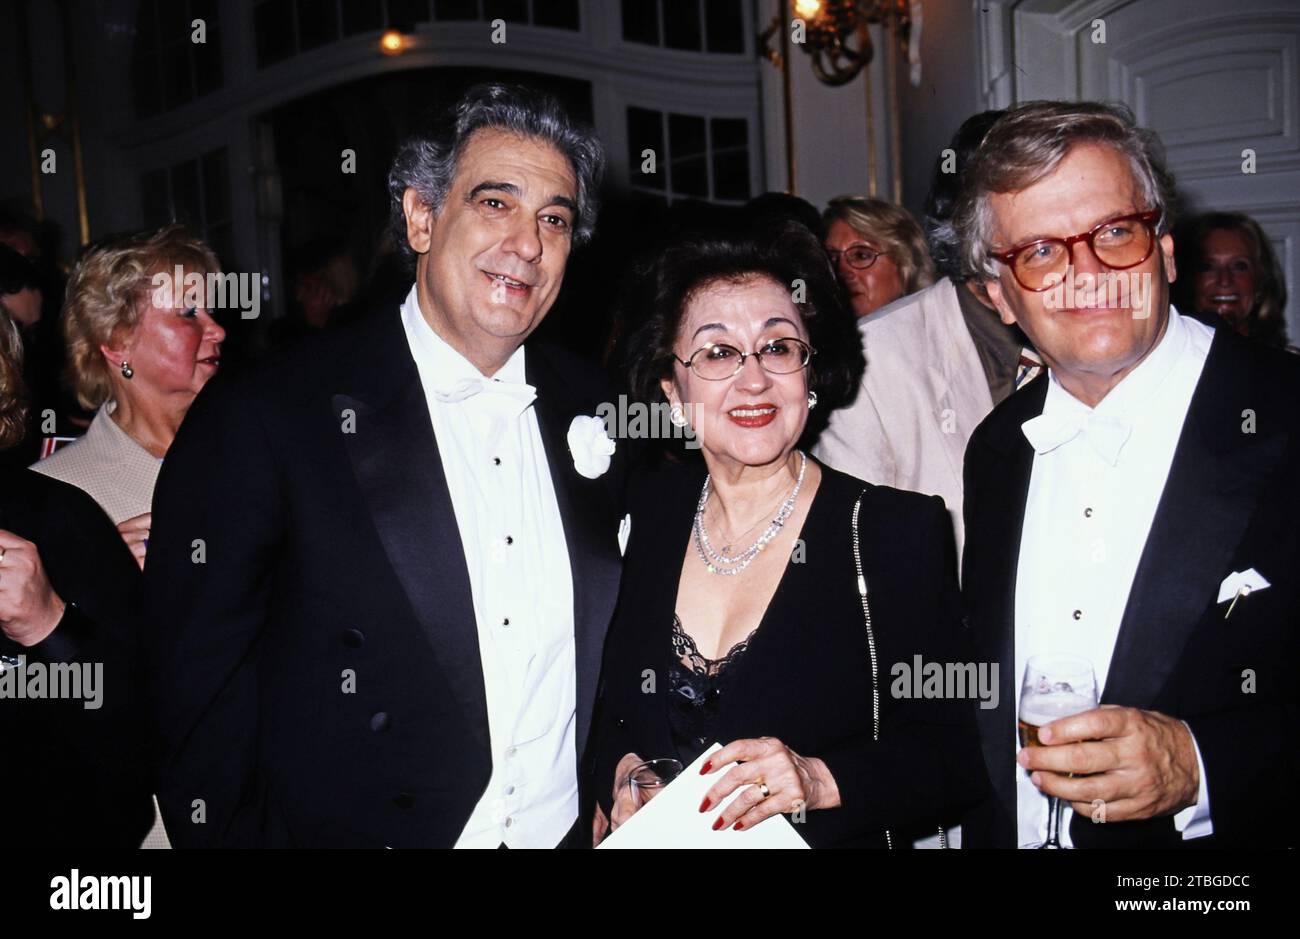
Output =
[
  {"x1": 1018, "y1": 654, "x2": 1099, "y2": 849},
  {"x1": 625, "y1": 758, "x2": 683, "y2": 810}
]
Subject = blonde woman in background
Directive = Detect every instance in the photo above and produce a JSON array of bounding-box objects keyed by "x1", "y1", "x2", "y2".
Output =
[
  {"x1": 1175, "y1": 211, "x2": 1291, "y2": 349},
  {"x1": 0, "y1": 243, "x2": 44, "y2": 472},
  {"x1": 0, "y1": 304, "x2": 27, "y2": 447},
  {"x1": 31, "y1": 226, "x2": 225, "y2": 850},
  {"x1": 823, "y1": 196, "x2": 935, "y2": 318},
  {"x1": 33, "y1": 226, "x2": 226, "y2": 572}
]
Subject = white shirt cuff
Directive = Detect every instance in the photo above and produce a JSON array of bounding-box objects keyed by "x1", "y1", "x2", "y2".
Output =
[{"x1": 1173, "y1": 721, "x2": 1213, "y2": 839}]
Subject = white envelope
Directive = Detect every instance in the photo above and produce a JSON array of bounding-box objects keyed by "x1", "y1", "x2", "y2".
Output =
[
  {"x1": 1217, "y1": 567, "x2": 1271, "y2": 604},
  {"x1": 598, "y1": 743, "x2": 810, "y2": 849}
]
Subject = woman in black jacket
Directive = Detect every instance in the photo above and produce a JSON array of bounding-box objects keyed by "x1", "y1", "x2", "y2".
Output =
[
  {"x1": 591, "y1": 221, "x2": 987, "y2": 847},
  {"x1": 0, "y1": 307, "x2": 153, "y2": 848}
]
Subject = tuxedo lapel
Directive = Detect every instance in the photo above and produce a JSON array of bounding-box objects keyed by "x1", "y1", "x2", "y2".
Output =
[
  {"x1": 965, "y1": 377, "x2": 1046, "y2": 844},
  {"x1": 1103, "y1": 333, "x2": 1289, "y2": 708},
  {"x1": 526, "y1": 347, "x2": 623, "y2": 760},
  {"x1": 333, "y1": 313, "x2": 488, "y2": 752}
]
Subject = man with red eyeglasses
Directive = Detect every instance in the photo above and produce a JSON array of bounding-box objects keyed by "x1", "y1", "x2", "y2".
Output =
[{"x1": 956, "y1": 101, "x2": 1299, "y2": 848}]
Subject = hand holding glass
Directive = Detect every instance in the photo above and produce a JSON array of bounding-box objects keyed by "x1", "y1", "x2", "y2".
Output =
[
  {"x1": 625, "y1": 758, "x2": 683, "y2": 810},
  {"x1": 1018, "y1": 654, "x2": 1099, "y2": 849}
]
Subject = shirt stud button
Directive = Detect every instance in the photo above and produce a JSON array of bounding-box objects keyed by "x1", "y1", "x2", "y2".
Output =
[
  {"x1": 1072, "y1": 609, "x2": 1083, "y2": 621},
  {"x1": 1084, "y1": 507, "x2": 1093, "y2": 518},
  {"x1": 502, "y1": 618, "x2": 510, "y2": 626},
  {"x1": 505, "y1": 535, "x2": 514, "y2": 545},
  {"x1": 493, "y1": 457, "x2": 501, "y2": 466}
]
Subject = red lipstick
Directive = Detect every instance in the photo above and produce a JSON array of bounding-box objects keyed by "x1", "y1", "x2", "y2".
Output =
[{"x1": 727, "y1": 402, "x2": 778, "y2": 428}]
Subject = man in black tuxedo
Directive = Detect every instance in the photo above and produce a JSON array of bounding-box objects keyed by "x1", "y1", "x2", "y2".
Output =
[
  {"x1": 143, "y1": 84, "x2": 627, "y2": 847},
  {"x1": 957, "y1": 101, "x2": 1299, "y2": 848}
]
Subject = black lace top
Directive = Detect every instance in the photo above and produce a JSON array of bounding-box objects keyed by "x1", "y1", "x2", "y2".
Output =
[{"x1": 667, "y1": 615, "x2": 758, "y2": 767}]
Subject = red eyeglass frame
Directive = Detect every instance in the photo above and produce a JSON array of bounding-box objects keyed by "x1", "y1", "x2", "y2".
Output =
[{"x1": 990, "y1": 210, "x2": 1161, "y2": 292}]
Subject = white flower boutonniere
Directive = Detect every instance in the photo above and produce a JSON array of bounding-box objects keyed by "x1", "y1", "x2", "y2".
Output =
[{"x1": 567, "y1": 415, "x2": 616, "y2": 480}]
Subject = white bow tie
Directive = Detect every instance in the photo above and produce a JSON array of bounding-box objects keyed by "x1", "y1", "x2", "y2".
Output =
[
  {"x1": 1021, "y1": 409, "x2": 1133, "y2": 466},
  {"x1": 433, "y1": 376, "x2": 537, "y2": 413}
]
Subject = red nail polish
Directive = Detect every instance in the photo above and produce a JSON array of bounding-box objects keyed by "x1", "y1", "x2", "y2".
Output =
[
  {"x1": 698, "y1": 797, "x2": 711, "y2": 812},
  {"x1": 700, "y1": 761, "x2": 712, "y2": 775},
  {"x1": 733, "y1": 821, "x2": 744, "y2": 830},
  {"x1": 711, "y1": 817, "x2": 725, "y2": 831}
]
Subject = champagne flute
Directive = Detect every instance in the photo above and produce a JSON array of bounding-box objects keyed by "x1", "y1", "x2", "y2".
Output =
[
  {"x1": 626, "y1": 758, "x2": 683, "y2": 809},
  {"x1": 1018, "y1": 654, "x2": 1099, "y2": 849}
]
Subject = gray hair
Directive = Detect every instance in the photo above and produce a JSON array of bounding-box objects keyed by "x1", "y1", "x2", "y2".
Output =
[
  {"x1": 951, "y1": 101, "x2": 1177, "y2": 281},
  {"x1": 823, "y1": 195, "x2": 936, "y2": 295},
  {"x1": 387, "y1": 83, "x2": 605, "y2": 267}
]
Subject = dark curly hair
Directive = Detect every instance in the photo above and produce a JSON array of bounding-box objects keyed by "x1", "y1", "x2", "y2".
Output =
[
  {"x1": 923, "y1": 109, "x2": 1005, "y2": 283},
  {"x1": 621, "y1": 218, "x2": 863, "y2": 447},
  {"x1": 387, "y1": 82, "x2": 604, "y2": 271}
]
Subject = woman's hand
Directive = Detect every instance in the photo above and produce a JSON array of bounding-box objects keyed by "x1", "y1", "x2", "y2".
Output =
[
  {"x1": 0, "y1": 530, "x2": 66, "y2": 646},
  {"x1": 608, "y1": 751, "x2": 645, "y2": 833},
  {"x1": 116, "y1": 512, "x2": 150, "y2": 570},
  {"x1": 698, "y1": 737, "x2": 841, "y2": 832}
]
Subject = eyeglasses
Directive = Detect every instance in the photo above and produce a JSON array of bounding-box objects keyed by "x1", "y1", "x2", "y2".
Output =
[
  {"x1": 991, "y1": 210, "x2": 1160, "y2": 292},
  {"x1": 826, "y1": 244, "x2": 883, "y2": 271},
  {"x1": 674, "y1": 337, "x2": 815, "y2": 381}
]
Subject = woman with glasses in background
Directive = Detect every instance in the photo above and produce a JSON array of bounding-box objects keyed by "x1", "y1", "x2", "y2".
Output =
[
  {"x1": 823, "y1": 196, "x2": 935, "y2": 318},
  {"x1": 590, "y1": 220, "x2": 986, "y2": 848}
]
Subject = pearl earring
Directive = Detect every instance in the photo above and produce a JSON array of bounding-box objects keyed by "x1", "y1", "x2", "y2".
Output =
[
  {"x1": 121, "y1": 360, "x2": 134, "y2": 379},
  {"x1": 669, "y1": 404, "x2": 688, "y2": 427}
]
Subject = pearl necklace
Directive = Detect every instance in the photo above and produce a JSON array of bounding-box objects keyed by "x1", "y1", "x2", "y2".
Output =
[{"x1": 693, "y1": 452, "x2": 807, "y2": 576}]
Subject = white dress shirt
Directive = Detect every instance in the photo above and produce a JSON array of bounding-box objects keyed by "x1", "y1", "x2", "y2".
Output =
[
  {"x1": 1013, "y1": 310, "x2": 1214, "y2": 846},
  {"x1": 399, "y1": 287, "x2": 578, "y2": 848}
]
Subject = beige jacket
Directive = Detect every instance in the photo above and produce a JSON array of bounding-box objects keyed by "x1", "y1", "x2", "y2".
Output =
[
  {"x1": 814, "y1": 279, "x2": 994, "y2": 559},
  {"x1": 31, "y1": 401, "x2": 159, "y2": 524}
]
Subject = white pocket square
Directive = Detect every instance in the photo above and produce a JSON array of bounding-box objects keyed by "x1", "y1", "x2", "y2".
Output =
[
  {"x1": 617, "y1": 514, "x2": 632, "y2": 557},
  {"x1": 1217, "y1": 568, "x2": 1271, "y2": 604}
]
